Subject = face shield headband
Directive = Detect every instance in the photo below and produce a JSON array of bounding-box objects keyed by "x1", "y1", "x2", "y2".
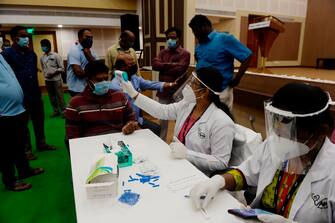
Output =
[{"x1": 191, "y1": 71, "x2": 221, "y2": 96}]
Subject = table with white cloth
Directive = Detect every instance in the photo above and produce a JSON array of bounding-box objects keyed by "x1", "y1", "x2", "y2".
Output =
[{"x1": 69, "y1": 129, "x2": 257, "y2": 223}]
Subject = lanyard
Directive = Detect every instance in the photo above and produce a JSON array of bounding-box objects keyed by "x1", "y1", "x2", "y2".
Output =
[
  {"x1": 179, "y1": 107, "x2": 205, "y2": 144},
  {"x1": 274, "y1": 161, "x2": 305, "y2": 215}
]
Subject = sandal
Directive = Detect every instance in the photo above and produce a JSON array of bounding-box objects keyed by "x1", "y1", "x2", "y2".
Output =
[
  {"x1": 6, "y1": 181, "x2": 32, "y2": 191},
  {"x1": 19, "y1": 167, "x2": 45, "y2": 179}
]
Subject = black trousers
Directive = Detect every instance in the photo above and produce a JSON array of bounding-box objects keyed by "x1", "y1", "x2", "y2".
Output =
[
  {"x1": 24, "y1": 99, "x2": 47, "y2": 152},
  {"x1": 0, "y1": 112, "x2": 30, "y2": 187}
]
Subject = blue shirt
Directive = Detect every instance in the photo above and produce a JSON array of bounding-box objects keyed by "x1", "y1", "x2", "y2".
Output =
[
  {"x1": 0, "y1": 54, "x2": 25, "y2": 116},
  {"x1": 66, "y1": 44, "x2": 97, "y2": 93},
  {"x1": 109, "y1": 75, "x2": 164, "y2": 124},
  {"x1": 195, "y1": 31, "x2": 252, "y2": 90},
  {"x1": 2, "y1": 45, "x2": 41, "y2": 105}
]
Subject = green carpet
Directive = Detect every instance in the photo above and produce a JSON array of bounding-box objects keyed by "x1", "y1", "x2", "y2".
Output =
[{"x1": 0, "y1": 94, "x2": 77, "y2": 223}]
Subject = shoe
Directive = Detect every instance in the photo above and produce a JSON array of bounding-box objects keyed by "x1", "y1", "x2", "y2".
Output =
[
  {"x1": 50, "y1": 112, "x2": 60, "y2": 118},
  {"x1": 5, "y1": 181, "x2": 32, "y2": 191},
  {"x1": 37, "y1": 144, "x2": 57, "y2": 151},
  {"x1": 19, "y1": 167, "x2": 45, "y2": 179},
  {"x1": 25, "y1": 153, "x2": 37, "y2": 160}
]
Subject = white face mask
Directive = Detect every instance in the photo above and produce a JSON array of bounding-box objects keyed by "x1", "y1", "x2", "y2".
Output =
[
  {"x1": 182, "y1": 84, "x2": 196, "y2": 103},
  {"x1": 0, "y1": 37, "x2": 3, "y2": 48},
  {"x1": 268, "y1": 134, "x2": 310, "y2": 161}
]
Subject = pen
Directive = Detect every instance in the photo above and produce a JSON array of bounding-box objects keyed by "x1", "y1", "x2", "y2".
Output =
[{"x1": 184, "y1": 195, "x2": 206, "y2": 199}]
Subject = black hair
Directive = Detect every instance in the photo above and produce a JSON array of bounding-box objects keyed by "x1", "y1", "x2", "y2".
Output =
[
  {"x1": 84, "y1": 60, "x2": 108, "y2": 78},
  {"x1": 272, "y1": 82, "x2": 334, "y2": 134},
  {"x1": 78, "y1": 28, "x2": 91, "y2": 39},
  {"x1": 196, "y1": 67, "x2": 234, "y2": 121},
  {"x1": 165, "y1": 27, "x2": 182, "y2": 38},
  {"x1": 188, "y1": 14, "x2": 212, "y2": 29},
  {"x1": 10, "y1": 25, "x2": 26, "y2": 41},
  {"x1": 114, "y1": 58, "x2": 127, "y2": 70},
  {"x1": 40, "y1": 39, "x2": 51, "y2": 47}
]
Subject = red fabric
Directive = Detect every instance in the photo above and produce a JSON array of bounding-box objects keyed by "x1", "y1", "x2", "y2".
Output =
[
  {"x1": 177, "y1": 116, "x2": 197, "y2": 144},
  {"x1": 65, "y1": 86, "x2": 135, "y2": 139},
  {"x1": 331, "y1": 129, "x2": 335, "y2": 143},
  {"x1": 152, "y1": 46, "x2": 190, "y2": 99}
]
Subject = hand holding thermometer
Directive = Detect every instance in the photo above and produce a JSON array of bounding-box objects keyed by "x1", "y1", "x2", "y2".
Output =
[{"x1": 114, "y1": 70, "x2": 128, "y2": 82}]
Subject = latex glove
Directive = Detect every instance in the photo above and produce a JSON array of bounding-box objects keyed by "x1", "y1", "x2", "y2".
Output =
[
  {"x1": 169, "y1": 136, "x2": 187, "y2": 159},
  {"x1": 182, "y1": 84, "x2": 196, "y2": 103},
  {"x1": 120, "y1": 80, "x2": 138, "y2": 98},
  {"x1": 189, "y1": 175, "x2": 226, "y2": 209},
  {"x1": 257, "y1": 214, "x2": 297, "y2": 223},
  {"x1": 122, "y1": 121, "x2": 140, "y2": 135}
]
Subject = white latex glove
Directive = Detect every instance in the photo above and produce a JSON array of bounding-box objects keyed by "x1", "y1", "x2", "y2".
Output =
[
  {"x1": 120, "y1": 80, "x2": 138, "y2": 98},
  {"x1": 182, "y1": 84, "x2": 196, "y2": 103},
  {"x1": 169, "y1": 136, "x2": 187, "y2": 159},
  {"x1": 189, "y1": 175, "x2": 226, "y2": 209},
  {"x1": 258, "y1": 214, "x2": 297, "y2": 223}
]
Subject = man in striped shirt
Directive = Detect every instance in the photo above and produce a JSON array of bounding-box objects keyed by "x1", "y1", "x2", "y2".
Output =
[{"x1": 65, "y1": 61, "x2": 137, "y2": 139}]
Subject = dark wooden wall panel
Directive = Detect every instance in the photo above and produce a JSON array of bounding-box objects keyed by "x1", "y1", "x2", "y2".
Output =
[
  {"x1": 268, "y1": 22, "x2": 301, "y2": 61},
  {"x1": 302, "y1": 0, "x2": 335, "y2": 66}
]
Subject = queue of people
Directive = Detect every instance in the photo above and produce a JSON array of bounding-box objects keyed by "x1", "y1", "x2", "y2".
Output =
[{"x1": 0, "y1": 13, "x2": 334, "y2": 223}]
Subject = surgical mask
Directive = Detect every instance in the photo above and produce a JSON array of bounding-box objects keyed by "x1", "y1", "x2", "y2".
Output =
[
  {"x1": 182, "y1": 84, "x2": 196, "y2": 103},
  {"x1": 167, "y1": 39, "x2": 177, "y2": 49},
  {"x1": 92, "y1": 81, "x2": 109, "y2": 95},
  {"x1": 81, "y1": 38, "x2": 93, "y2": 49},
  {"x1": 0, "y1": 37, "x2": 3, "y2": 48},
  {"x1": 128, "y1": 64, "x2": 138, "y2": 76},
  {"x1": 17, "y1": 37, "x2": 29, "y2": 47},
  {"x1": 41, "y1": 46, "x2": 49, "y2": 53}
]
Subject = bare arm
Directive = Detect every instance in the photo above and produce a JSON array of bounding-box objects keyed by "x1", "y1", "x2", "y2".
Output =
[
  {"x1": 72, "y1": 64, "x2": 86, "y2": 78},
  {"x1": 229, "y1": 54, "x2": 252, "y2": 88},
  {"x1": 82, "y1": 48, "x2": 95, "y2": 63}
]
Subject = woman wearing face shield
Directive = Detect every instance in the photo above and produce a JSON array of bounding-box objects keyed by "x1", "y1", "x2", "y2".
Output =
[
  {"x1": 120, "y1": 67, "x2": 235, "y2": 176},
  {"x1": 189, "y1": 83, "x2": 335, "y2": 223}
]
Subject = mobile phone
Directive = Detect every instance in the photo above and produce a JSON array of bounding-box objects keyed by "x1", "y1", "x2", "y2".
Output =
[
  {"x1": 227, "y1": 208, "x2": 273, "y2": 219},
  {"x1": 114, "y1": 70, "x2": 128, "y2": 81}
]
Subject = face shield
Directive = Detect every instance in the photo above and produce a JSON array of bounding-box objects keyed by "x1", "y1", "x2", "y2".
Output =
[
  {"x1": 265, "y1": 93, "x2": 334, "y2": 173},
  {"x1": 173, "y1": 71, "x2": 220, "y2": 102}
]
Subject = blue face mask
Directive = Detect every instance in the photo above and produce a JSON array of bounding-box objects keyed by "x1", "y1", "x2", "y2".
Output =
[
  {"x1": 92, "y1": 81, "x2": 109, "y2": 95},
  {"x1": 41, "y1": 46, "x2": 49, "y2": 53},
  {"x1": 17, "y1": 37, "x2": 29, "y2": 48},
  {"x1": 167, "y1": 39, "x2": 177, "y2": 49}
]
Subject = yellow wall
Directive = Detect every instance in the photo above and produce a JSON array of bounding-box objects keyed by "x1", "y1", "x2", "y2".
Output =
[{"x1": 0, "y1": 0, "x2": 137, "y2": 10}]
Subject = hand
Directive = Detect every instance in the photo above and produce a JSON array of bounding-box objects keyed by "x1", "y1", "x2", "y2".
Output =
[
  {"x1": 189, "y1": 175, "x2": 226, "y2": 209},
  {"x1": 122, "y1": 121, "x2": 139, "y2": 135},
  {"x1": 169, "y1": 136, "x2": 187, "y2": 159},
  {"x1": 229, "y1": 78, "x2": 240, "y2": 88},
  {"x1": 257, "y1": 214, "x2": 297, "y2": 223},
  {"x1": 163, "y1": 82, "x2": 177, "y2": 90},
  {"x1": 120, "y1": 80, "x2": 138, "y2": 99}
]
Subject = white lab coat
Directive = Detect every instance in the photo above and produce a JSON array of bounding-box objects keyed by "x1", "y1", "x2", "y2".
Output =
[
  {"x1": 238, "y1": 138, "x2": 335, "y2": 223},
  {"x1": 135, "y1": 94, "x2": 235, "y2": 175}
]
